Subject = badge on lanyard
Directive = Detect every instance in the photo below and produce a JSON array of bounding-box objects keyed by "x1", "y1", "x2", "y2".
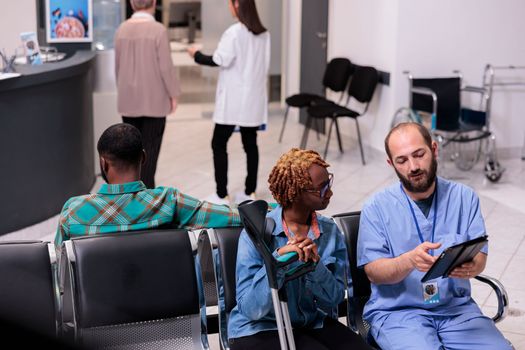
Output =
[
  {"x1": 400, "y1": 182, "x2": 440, "y2": 304},
  {"x1": 422, "y1": 281, "x2": 440, "y2": 304}
]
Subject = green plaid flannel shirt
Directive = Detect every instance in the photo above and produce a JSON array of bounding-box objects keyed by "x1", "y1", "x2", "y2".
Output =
[{"x1": 54, "y1": 181, "x2": 241, "y2": 249}]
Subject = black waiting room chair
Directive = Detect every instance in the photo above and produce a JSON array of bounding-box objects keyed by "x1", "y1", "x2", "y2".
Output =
[
  {"x1": 331, "y1": 212, "x2": 375, "y2": 346},
  {"x1": 61, "y1": 229, "x2": 209, "y2": 349},
  {"x1": 0, "y1": 240, "x2": 61, "y2": 339},
  {"x1": 196, "y1": 228, "x2": 221, "y2": 336},
  {"x1": 203, "y1": 227, "x2": 243, "y2": 350},
  {"x1": 332, "y1": 211, "x2": 510, "y2": 348},
  {"x1": 305, "y1": 66, "x2": 378, "y2": 164},
  {"x1": 279, "y1": 57, "x2": 354, "y2": 142}
]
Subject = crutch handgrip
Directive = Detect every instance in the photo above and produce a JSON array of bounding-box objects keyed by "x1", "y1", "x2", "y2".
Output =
[
  {"x1": 276, "y1": 251, "x2": 299, "y2": 264},
  {"x1": 284, "y1": 261, "x2": 317, "y2": 283}
]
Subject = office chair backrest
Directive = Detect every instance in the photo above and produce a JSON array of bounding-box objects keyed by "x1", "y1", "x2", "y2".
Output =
[
  {"x1": 0, "y1": 241, "x2": 59, "y2": 338},
  {"x1": 65, "y1": 229, "x2": 205, "y2": 349},
  {"x1": 211, "y1": 227, "x2": 243, "y2": 314},
  {"x1": 332, "y1": 212, "x2": 371, "y2": 298},
  {"x1": 412, "y1": 77, "x2": 461, "y2": 131},
  {"x1": 323, "y1": 58, "x2": 354, "y2": 92},
  {"x1": 348, "y1": 66, "x2": 379, "y2": 104}
]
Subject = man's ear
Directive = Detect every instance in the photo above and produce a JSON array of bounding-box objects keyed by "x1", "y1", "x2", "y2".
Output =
[
  {"x1": 386, "y1": 157, "x2": 393, "y2": 167},
  {"x1": 431, "y1": 141, "x2": 438, "y2": 158},
  {"x1": 141, "y1": 149, "x2": 147, "y2": 166},
  {"x1": 100, "y1": 156, "x2": 109, "y2": 173}
]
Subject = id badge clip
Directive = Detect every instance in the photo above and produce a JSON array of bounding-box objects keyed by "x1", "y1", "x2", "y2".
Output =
[{"x1": 422, "y1": 281, "x2": 440, "y2": 305}]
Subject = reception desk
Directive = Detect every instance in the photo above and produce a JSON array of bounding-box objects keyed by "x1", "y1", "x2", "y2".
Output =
[{"x1": 0, "y1": 51, "x2": 96, "y2": 235}]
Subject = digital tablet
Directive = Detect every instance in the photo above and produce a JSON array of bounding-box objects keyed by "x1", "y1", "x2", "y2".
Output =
[{"x1": 421, "y1": 235, "x2": 488, "y2": 282}]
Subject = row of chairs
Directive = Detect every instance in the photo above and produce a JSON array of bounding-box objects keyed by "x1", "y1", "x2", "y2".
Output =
[
  {"x1": 208, "y1": 214, "x2": 509, "y2": 350},
  {"x1": 280, "y1": 57, "x2": 379, "y2": 164},
  {"x1": 0, "y1": 230, "x2": 206, "y2": 349},
  {"x1": 0, "y1": 216, "x2": 509, "y2": 349}
]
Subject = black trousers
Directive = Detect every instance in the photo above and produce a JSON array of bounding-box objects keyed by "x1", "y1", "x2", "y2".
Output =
[
  {"x1": 229, "y1": 317, "x2": 372, "y2": 350},
  {"x1": 122, "y1": 116, "x2": 166, "y2": 189},
  {"x1": 211, "y1": 123, "x2": 259, "y2": 198}
]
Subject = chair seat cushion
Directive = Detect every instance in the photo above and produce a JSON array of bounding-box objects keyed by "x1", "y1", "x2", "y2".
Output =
[
  {"x1": 286, "y1": 93, "x2": 326, "y2": 107},
  {"x1": 307, "y1": 103, "x2": 359, "y2": 119}
]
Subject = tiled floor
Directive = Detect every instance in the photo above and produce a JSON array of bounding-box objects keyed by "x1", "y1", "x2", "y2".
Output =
[{"x1": 4, "y1": 102, "x2": 525, "y2": 348}]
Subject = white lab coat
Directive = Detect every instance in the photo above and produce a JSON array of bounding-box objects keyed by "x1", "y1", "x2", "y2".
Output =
[{"x1": 212, "y1": 22, "x2": 270, "y2": 127}]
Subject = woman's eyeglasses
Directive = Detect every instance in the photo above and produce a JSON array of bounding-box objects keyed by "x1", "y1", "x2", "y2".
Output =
[{"x1": 304, "y1": 173, "x2": 334, "y2": 198}]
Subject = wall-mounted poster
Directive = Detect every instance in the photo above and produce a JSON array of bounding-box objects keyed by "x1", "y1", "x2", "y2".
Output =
[{"x1": 46, "y1": 0, "x2": 93, "y2": 43}]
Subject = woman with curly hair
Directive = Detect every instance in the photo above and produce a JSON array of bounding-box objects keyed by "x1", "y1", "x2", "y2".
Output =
[{"x1": 227, "y1": 148, "x2": 371, "y2": 349}]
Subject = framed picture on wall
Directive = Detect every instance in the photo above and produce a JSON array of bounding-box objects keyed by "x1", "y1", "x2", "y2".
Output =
[{"x1": 46, "y1": 0, "x2": 93, "y2": 43}]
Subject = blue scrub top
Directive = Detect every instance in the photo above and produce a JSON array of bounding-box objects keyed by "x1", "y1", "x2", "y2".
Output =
[
  {"x1": 228, "y1": 206, "x2": 348, "y2": 339},
  {"x1": 357, "y1": 177, "x2": 488, "y2": 328}
]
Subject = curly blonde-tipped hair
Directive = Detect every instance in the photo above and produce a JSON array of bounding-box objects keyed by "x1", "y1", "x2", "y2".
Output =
[{"x1": 268, "y1": 148, "x2": 329, "y2": 208}]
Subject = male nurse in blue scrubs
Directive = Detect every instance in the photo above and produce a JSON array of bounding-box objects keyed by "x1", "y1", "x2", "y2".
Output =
[{"x1": 357, "y1": 122, "x2": 511, "y2": 349}]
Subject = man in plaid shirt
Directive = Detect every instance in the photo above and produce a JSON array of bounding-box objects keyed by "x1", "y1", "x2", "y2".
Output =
[{"x1": 54, "y1": 123, "x2": 241, "y2": 250}]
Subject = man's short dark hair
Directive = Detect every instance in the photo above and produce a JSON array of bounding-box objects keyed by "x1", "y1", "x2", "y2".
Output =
[
  {"x1": 384, "y1": 122, "x2": 433, "y2": 160},
  {"x1": 97, "y1": 123, "x2": 143, "y2": 167}
]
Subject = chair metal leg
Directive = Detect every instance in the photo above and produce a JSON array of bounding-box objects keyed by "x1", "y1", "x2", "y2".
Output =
[
  {"x1": 315, "y1": 118, "x2": 321, "y2": 141},
  {"x1": 278, "y1": 106, "x2": 290, "y2": 143},
  {"x1": 324, "y1": 118, "x2": 335, "y2": 159},
  {"x1": 334, "y1": 118, "x2": 344, "y2": 153},
  {"x1": 300, "y1": 116, "x2": 313, "y2": 149},
  {"x1": 355, "y1": 119, "x2": 366, "y2": 165}
]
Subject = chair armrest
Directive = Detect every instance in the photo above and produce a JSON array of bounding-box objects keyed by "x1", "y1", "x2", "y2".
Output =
[
  {"x1": 462, "y1": 85, "x2": 487, "y2": 94},
  {"x1": 347, "y1": 296, "x2": 380, "y2": 348},
  {"x1": 461, "y1": 85, "x2": 490, "y2": 113},
  {"x1": 474, "y1": 274, "x2": 509, "y2": 323},
  {"x1": 411, "y1": 86, "x2": 436, "y2": 97},
  {"x1": 347, "y1": 296, "x2": 369, "y2": 336},
  {"x1": 410, "y1": 87, "x2": 438, "y2": 117}
]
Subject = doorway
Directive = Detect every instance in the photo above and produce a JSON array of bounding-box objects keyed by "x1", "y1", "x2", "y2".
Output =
[{"x1": 299, "y1": 0, "x2": 329, "y2": 131}]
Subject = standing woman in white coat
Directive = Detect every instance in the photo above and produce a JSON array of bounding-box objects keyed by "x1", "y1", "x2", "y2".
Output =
[{"x1": 188, "y1": 0, "x2": 270, "y2": 205}]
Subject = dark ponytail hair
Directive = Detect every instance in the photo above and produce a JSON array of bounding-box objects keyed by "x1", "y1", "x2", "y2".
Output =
[{"x1": 232, "y1": 0, "x2": 267, "y2": 35}]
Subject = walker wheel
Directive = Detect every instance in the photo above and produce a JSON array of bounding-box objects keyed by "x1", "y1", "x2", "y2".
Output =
[{"x1": 484, "y1": 160, "x2": 503, "y2": 182}]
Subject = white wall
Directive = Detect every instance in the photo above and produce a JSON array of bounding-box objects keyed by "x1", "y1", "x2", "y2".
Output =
[
  {"x1": 329, "y1": 0, "x2": 399, "y2": 153},
  {"x1": 257, "y1": 0, "x2": 281, "y2": 76},
  {"x1": 396, "y1": 0, "x2": 525, "y2": 150},
  {"x1": 281, "y1": 0, "x2": 302, "y2": 116},
  {"x1": 328, "y1": 0, "x2": 525, "y2": 152},
  {"x1": 0, "y1": 0, "x2": 37, "y2": 59}
]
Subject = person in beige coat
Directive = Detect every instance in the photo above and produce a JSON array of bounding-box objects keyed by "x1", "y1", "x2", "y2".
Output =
[{"x1": 115, "y1": 0, "x2": 180, "y2": 188}]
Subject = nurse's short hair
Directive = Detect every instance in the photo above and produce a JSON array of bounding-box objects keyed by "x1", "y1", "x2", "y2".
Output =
[
  {"x1": 384, "y1": 122, "x2": 432, "y2": 160},
  {"x1": 131, "y1": 0, "x2": 154, "y2": 10},
  {"x1": 268, "y1": 148, "x2": 329, "y2": 208}
]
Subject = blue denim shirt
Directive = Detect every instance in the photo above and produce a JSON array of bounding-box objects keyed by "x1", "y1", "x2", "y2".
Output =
[{"x1": 227, "y1": 206, "x2": 348, "y2": 339}]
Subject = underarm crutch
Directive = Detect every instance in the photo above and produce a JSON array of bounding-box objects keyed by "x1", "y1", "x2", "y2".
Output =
[{"x1": 238, "y1": 200, "x2": 316, "y2": 350}]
